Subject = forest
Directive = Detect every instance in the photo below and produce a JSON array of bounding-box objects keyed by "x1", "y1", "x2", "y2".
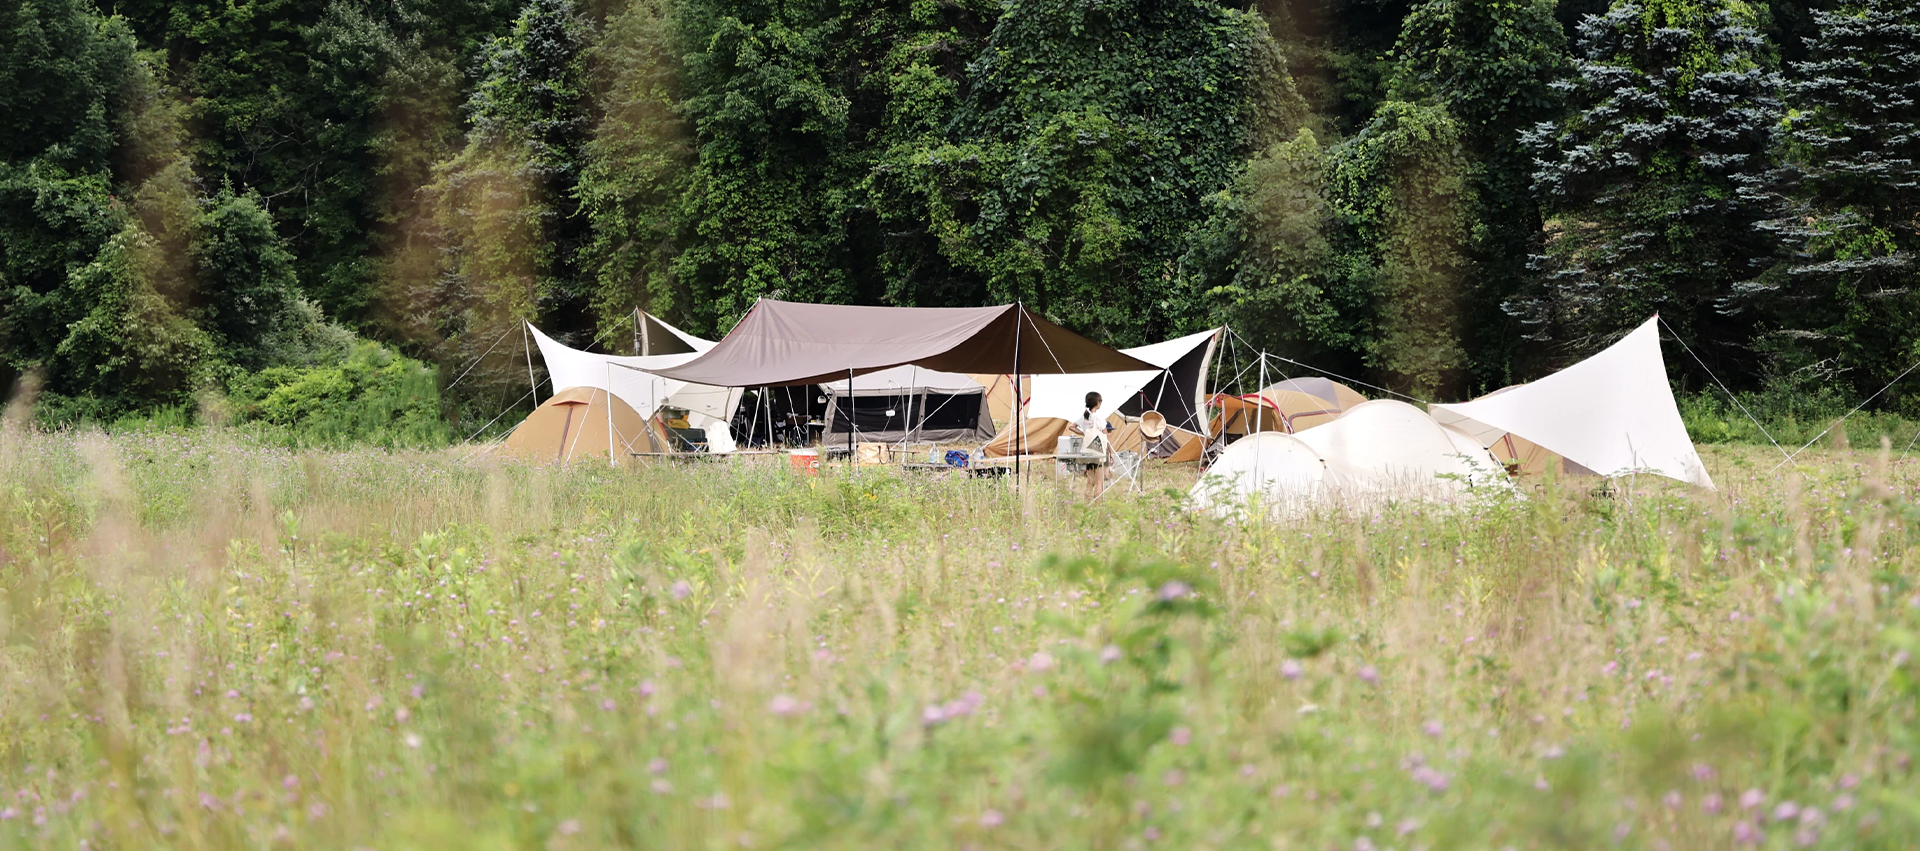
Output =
[{"x1": 2, "y1": 0, "x2": 1917, "y2": 437}]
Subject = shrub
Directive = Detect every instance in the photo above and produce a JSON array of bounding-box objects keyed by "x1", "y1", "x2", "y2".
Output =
[{"x1": 227, "y1": 341, "x2": 452, "y2": 449}]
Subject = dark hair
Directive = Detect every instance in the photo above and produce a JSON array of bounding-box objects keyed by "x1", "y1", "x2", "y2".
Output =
[{"x1": 1084, "y1": 391, "x2": 1102, "y2": 411}]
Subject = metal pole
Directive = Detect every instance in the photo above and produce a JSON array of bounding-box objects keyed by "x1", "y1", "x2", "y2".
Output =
[
  {"x1": 639, "y1": 307, "x2": 650, "y2": 355},
  {"x1": 1013, "y1": 304, "x2": 1024, "y2": 487},
  {"x1": 847, "y1": 367, "x2": 855, "y2": 467},
  {"x1": 522, "y1": 322, "x2": 539, "y2": 406},
  {"x1": 1256, "y1": 351, "x2": 1268, "y2": 433},
  {"x1": 606, "y1": 364, "x2": 616, "y2": 467},
  {"x1": 633, "y1": 308, "x2": 641, "y2": 354}
]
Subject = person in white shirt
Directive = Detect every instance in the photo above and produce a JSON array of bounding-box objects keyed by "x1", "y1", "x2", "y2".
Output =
[{"x1": 1068, "y1": 391, "x2": 1111, "y2": 498}]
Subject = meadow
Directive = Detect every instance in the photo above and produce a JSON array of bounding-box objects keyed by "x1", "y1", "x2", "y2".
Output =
[{"x1": 1, "y1": 415, "x2": 1917, "y2": 850}]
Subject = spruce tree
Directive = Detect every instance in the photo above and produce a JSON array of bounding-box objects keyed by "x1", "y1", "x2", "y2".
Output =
[
  {"x1": 1744, "y1": 0, "x2": 1920, "y2": 404},
  {"x1": 1520, "y1": 0, "x2": 1780, "y2": 374}
]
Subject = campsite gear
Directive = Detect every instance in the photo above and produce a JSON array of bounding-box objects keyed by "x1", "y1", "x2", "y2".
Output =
[
  {"x1": 1055, "y1": 435, "x2": 1083, "y2": 458},
  {"x1": 1023, "y1": 328, "x2": 1220, "y2": 430},
  {"x1": 1210, "y1": 377, "x2": 1367, "y2": 436},
  {"x1": 500, "y1": 387, "x2": 672, "y2": 464},
  {"x1": 788, "y1": 448, "x2": 821, "y2": 475},
  {"x1": 820, "y1": 366, "x2": 996, "y2": 443},
  {"x1": 944, "y1": 450, "x2": 971, "y2": 468},
  {"x1": 1140, "y1": 411, "x2": 1167, "y2": 438},
  {"x1": 1428, "y1": 317, "x2": 1713, "y2": 488},
  {"x1": 856, "y1": 442, "x2": 890, "y2": 465},
  {"x1": 645, "y1": 300, "x2": 1156, "y2": 388},
  {"x1": 982, "y1": 329, "x2": 1220, "y2": 457}
]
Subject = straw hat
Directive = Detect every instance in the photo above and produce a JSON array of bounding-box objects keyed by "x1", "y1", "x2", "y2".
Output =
[{"x1": 1140, "y1": 410, "x2": 1167, "y2": 438}]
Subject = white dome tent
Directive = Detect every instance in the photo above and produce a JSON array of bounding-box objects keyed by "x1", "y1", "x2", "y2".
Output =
[{"x1": 1191, "y1": 400, "x2": 1503, "y2": 518}]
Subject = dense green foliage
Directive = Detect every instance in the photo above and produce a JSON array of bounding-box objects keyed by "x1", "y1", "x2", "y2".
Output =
[{"x1": 5, "y1": 0, "x2": 1920, "y2": 423}]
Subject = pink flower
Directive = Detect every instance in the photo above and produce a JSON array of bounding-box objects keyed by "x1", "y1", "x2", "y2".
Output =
[
  {"x1": 557, "y1": 819, "x2": 582, "y2": 836},
  {"x1": 1280, "y1": 660, "x2": 1303, "y2": 680},
  {"x1": 1100, "y1": 645, "x2": 1123, "y2": 665},
  {"x1": 671, "y1": 581, "x2": 692, "y2": 600},
  {"x1": 1733, "y1": 821, "x2": 1761, "y2": 845},
  {"x1": 768, "y1": 695, "x2": 805, "y2": 717},
  {"x1": 1169, "y1": 727, "x2": 1192, "y2": 746},
  {"x1": 1156, "y1": 581, "x2": 1192, "y2": 601},
  {"x1": 1357, "y1": 665, "x2": 1380, "y2": 684},
  {"x1": 1663, "y1": 790, "x2": 1683, "y2": 810},
  {"x1": 978, "y1": 809, "x2": 1004, "y2": 828},
  {"x1": 1831, "y1": 794, "x2": 1854, "y2": 812},
  {"x1": 1421, "y1": 720, "x2": 1443, "y2": 738},
  {"x1": 1027, "y1": 651, "x2": 1056, "y2": 673},
  {"x1": 648, "y1": 757, "x2": 669, "y2": 774},
  {"x1": 1772, "y1": 801, "x2": 1800, "y2": 822},
  {"x1": 1702, "y1": 793, "x2": 1724, "y2": 814},
  {"x1": 1740, "y1": 788, "x2": 1766, "y2": 811}
]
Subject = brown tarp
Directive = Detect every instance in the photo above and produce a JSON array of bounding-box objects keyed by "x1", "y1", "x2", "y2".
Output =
[{"x1": 647, "y1": 300, "x2": 1154, "y2": 387}]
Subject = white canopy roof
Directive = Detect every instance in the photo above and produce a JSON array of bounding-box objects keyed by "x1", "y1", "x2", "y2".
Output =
[
  {"x1": 1025, "y1": 328, "x2": 1219, "y2": 421},
  {"x1": 529, "y1": 323, "x2": 739, "y2": 425},
  {"x1": 1428, "y1": 317, "x2": 1714, "y2": 489},
  {"x1": 819, "y1": 365, "x2": 985, "y2": 397}
]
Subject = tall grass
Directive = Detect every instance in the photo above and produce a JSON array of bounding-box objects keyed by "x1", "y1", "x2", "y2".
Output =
[{"x1": 1, "y1": 420, "x2": 1917, "y2": 849}]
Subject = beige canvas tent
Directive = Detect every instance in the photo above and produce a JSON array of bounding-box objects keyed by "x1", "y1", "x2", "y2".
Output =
[
  {"x1": 1210, "y1": 377, "x2": 1368, "y2": 437},
  {"x1": 499, "y1": 387, "x2": 671, "y2": 464},
  {"x1": 969, "y1": 373, "x2": 1022, "y2": 426}
]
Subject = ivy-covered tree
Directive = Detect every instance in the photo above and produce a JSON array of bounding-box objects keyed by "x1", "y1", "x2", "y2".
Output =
[
  {"x1": 1390, "y1": 0, "x2": 1566, "y2": 386},
  {"x1": 1738, "y1": 0, "x2": 1920, "y2": 404},
  {"x1": 1519, "y1": 0, "x2": 1781, "y2": 376},
  {"x1": 577, "y1": 0, "x2": 690, "y2": 330},
  {"x1": 911, "y1": 0, "x2": 1279, "y2": 344}
]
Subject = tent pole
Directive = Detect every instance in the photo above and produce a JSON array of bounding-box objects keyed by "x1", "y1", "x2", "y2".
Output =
[
  {"x1": 847, "y1": 367, "x2": 855, "y2": 468},
  {"x1": 638, "y1": 307, "x2": 650, "y2": 355},
  {"x1": 522, "y1": 322, "x2": 539, "y2": 406},
  {"x1": 606, "y1": 365, "x2": 616, "y2": 467},
  {"x1": 1013, "y1": 304, "x2": 1024, "y2": 488},
  {"x1": 1256, "y1": 351, "x2": 1267, "y2": 434}
]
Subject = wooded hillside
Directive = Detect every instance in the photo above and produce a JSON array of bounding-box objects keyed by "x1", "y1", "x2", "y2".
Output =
[{"x1": 3, "y1": 0, "x2": 1917, "y2": 422}]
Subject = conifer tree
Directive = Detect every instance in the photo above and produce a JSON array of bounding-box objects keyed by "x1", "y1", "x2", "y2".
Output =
[
  {"x1": 1744, "y1": 0, "x2": 1920, "y2": 402},
  {"x1": 1520, "y1": 0, "x2": 1780, "y2": 374}
]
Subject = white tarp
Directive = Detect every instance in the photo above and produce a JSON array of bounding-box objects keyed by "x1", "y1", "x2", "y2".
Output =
[
  {"x1": 528, "y1": 324, "x2": 741, "y2": 426},
  {"x1": 819, "y1": 365, "x2": 985, "y2": 396},
  {"x1": 1428, "y1": 317, "x2": 1714, "y2": 489},
  {"x1": 1024, "y1": 328, "x2": 1219, "y2": 421}
]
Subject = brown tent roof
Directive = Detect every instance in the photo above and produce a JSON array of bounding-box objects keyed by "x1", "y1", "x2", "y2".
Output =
[{"x1": 646, "y1": 300, "x2": 1155, "y2": 387}]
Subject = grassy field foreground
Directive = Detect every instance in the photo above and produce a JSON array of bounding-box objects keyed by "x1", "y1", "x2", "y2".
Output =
[{"x1": 1, "y1": 423, "x2": 1918, "y2": 850}]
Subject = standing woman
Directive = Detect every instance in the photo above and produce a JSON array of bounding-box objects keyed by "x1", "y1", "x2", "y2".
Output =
[{"x1": 1069, "y1": 391, "x2": 1111, "y2": 498}]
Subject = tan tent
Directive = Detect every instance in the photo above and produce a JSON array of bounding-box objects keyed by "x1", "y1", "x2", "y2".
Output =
[
  {"x1": 968, "y1": 373, "x2": 1024, "y2": 426},
  {"x1": 983, "y1": 416, "x2": 1071, "y2": 457},
  {"x1": 500, "y1": 387, "x2": 671, "y2": 464},
  {"x1": 1211, "y1": 377, "x2": 1367, "y2": 436}
]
